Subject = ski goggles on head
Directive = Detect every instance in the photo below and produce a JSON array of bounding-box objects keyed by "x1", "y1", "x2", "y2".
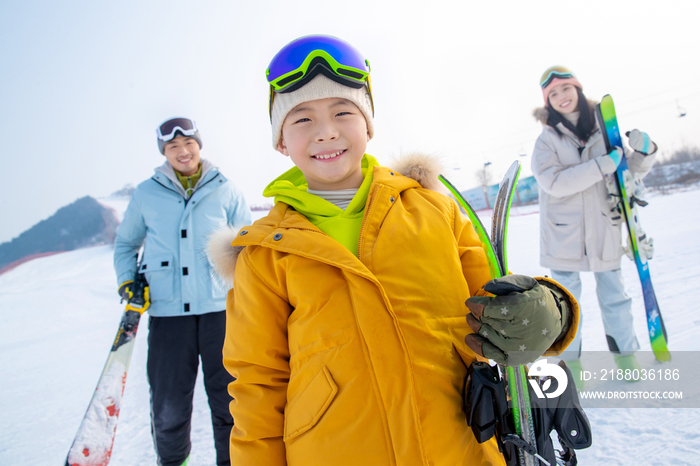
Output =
[
  {"x1": 266, "y1": 35, "x2": 373, "y2": 116},
  {"x1": 540, "y1": 66, "x2": 576, "y2": 89},
  {"x1": 267, "y1": 35, "x2": 371, "y2": 92},
  {"x1": 156, "y1": 118, "x2": 198, "y2": 142}
]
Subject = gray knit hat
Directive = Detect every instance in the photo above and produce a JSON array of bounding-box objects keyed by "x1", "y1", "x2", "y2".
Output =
[
  {"x1": 156, "y1": 117, "x2": 203, "y2": 154},
  {"x1": 270, "y1": 74, "x2": 374, "y2": 149}
]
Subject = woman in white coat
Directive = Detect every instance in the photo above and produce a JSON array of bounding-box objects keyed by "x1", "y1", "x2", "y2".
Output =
[{"x1": 531, "y1": 66, "x2": 657, "y2": 388}]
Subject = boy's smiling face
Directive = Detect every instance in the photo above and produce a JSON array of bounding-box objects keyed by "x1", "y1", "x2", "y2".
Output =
[{"x1": 277, "y1": 98, "x2": 369, "y2": 190}]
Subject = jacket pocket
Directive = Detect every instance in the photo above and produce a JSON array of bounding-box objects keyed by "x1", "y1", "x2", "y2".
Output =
[
  {"x1": 545, "y1": 211, "x2": 583, "y2": 260},
  {"x1": 140, "y1": 253, "x2": 175, "y2": 302},
  {"x1": 600, "y1": 216, "x2": 623, "y2": 261},
  {"x1": 284, "y1": 366, "x2": 338, "y2": 441},
  {"x1": 207, "y1": 259, "x2": 229, "y2": 300}
]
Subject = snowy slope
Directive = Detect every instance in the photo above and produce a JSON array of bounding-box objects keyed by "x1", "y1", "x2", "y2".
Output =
[{"x1": 1, "y1": 190, "x2": 699, "y2": 465}]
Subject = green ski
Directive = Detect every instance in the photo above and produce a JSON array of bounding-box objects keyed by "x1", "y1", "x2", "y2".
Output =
[{"x1": 440, "y1": 161, "x2": 542, "y2": 466}]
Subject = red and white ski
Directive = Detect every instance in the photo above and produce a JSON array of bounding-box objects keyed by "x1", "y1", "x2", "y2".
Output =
[{"x1": 65, "y1": 275, "x2": 147, "y2": 466}]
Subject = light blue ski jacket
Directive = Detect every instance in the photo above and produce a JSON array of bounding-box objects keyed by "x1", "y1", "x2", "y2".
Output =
[{"x1": 114, "y1": 160, "x2": 251, "y2": 317}]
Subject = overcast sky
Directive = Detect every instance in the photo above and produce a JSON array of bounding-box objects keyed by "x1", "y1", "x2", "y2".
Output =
[{"x1": 2, "y1": 0, "x2": 699, "y2": 243}]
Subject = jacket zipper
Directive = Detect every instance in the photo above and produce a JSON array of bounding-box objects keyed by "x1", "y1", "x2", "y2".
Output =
[
  {"x1": 357, "y1": 185, "x2": 380, "y2": 261},
  {"x1": 186, "y1": 176, "x2": 193, "y2": 198},
  {"x1": 562, "y1": 127, "x2": 601, "y2": 157}
]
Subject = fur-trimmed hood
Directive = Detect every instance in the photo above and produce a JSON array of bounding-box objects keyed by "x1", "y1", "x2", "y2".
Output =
[
  {"x1": 533, "y1": 99, "x2": 598, "y2": 125},
  {"x1": 389, "y1": 152, "x2": 448, "y2": 194},
  {"x1": 207, "y1": 153, "x2": 447, "y2": 285}
]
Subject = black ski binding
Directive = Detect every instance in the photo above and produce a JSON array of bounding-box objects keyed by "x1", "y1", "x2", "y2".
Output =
[{"x1": 464, "y1": 360, "x2": 592, "y2": 466}]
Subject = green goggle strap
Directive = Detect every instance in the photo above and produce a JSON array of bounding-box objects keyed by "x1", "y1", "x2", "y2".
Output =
[{"x1": 267, "y1": 52, "x2": 374, "y2": 119}]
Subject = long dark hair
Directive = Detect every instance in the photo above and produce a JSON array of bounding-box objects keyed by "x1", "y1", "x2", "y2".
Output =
[{"x1": 546, "y1": 87, "x2": 595, "y2": 142}]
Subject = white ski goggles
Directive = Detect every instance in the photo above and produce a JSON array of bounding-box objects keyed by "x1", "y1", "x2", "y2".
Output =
[{"x1": 156, "y1": 118, "x2": 198, "y2": 142}]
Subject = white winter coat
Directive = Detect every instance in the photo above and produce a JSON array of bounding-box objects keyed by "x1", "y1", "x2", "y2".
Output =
[{"x1": 531, "y1": 103, "x2": 656, "y2": 272}]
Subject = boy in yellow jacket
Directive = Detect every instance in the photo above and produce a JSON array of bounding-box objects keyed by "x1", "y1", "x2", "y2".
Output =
[{"x1": 209, "y1": 35, "x2": 578, "y2": 466}]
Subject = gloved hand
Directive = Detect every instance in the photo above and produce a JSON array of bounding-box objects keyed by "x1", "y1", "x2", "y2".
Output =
[
  {"x1": 596, "y1": 146, "x2": 624, "y2": 175},
  {"x1": 626, "y1": 129, "x2": 657, "y2": 155},
  {"x1": 118, "y1": 279, "x2": 150, "y2": 313},
  {"x1": 126, "y1": 286, "x2": 150, "y2": 313},
  {"x1": 464, "y1": 275, "x2": 574, "y2": 366},
  {"x1": 607, "y1": 146, "x2": 624, "y2": 168},
  {"x1": 118, "y1": 280, "x2": 135, "y2": 301},
  {"x1": 623, "y1": 225, "x2": 654, "y2": 262}
]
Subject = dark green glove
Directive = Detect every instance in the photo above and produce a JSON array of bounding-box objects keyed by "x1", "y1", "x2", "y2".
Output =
[{"x1": 464, "y1": 275, "x2": 572, "y2": 366}]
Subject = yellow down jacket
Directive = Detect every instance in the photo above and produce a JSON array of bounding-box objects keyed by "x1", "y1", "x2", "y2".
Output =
[{"x1": 209, "y1": 157, "x2": 576, "y2": 465}]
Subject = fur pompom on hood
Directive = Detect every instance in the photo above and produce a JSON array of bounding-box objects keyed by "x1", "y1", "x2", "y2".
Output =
[
  {"x1": 390, "y1": 152, "x2": 449, "y2": 195},
  {"x1": 533, "y1": 99, "x2": 598, "y2": 125},
  {"x1": 532, "y1": 106, "x2": 551, "y2": 125},
  {"x1": 207, "y1": 225, "x2": 245, "y2": 286},
  {"x1": 206, "y1": 153, "x2": 449, "y2": 284}
]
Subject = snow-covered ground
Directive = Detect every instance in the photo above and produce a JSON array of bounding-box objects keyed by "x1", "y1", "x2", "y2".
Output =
[{"x1": 1, "y1": 189, "x2": 699, "y2": 465}]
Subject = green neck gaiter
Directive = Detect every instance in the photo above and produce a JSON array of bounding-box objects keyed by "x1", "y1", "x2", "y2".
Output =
[
  {"x1": 175, "y1": 163, "x2": 202, "y2": 198},
  {"x1": 262, "y1": 154, "x2": 379, "y2": 256}
]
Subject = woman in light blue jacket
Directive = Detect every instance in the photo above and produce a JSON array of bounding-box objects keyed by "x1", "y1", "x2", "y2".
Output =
[{"x1": 113, "y1": 118, "x2": 250, "y2": 466}]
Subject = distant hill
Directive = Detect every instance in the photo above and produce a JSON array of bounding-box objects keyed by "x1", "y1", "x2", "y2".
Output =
[
  {"x1": 109, "y1": 184, "x2": 135, "y2": 198},
  {"x1": 643, "y1": 160, "x2": 700, "y2": 189},
  {"x1": 0, "y1": 196, "x2": 120, "y2": 273}
]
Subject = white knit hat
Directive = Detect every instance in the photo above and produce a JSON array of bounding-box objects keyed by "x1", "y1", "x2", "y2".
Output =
[{"x1": 270, "y1": 74, "x2": 374, "y2": 149}]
